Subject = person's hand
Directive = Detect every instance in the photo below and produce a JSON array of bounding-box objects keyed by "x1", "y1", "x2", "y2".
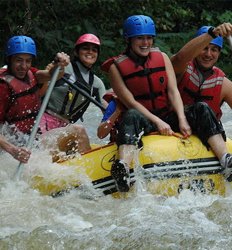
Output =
[
  {"x1": 10, "y1": 146, "x2": 31, "y2": 163},
  {"x1": 54, "y1": 52, "x2": 70, "y2": 68},
  {"x1": 179, "y1": 117, "x2": 192, "y2": 138},
  {"x1": 213, "y1": 23, "x2": 232, "y2": 37},
  {"x1": 156, "y1": 119, "x2": 174, "y2": 136}
]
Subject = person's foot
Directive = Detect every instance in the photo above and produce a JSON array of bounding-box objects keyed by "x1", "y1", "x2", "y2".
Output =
[
  {"x1": 111, "y1": 160, "x2": 130, "y2": 192},
  {"x1": 222, "y1": 153, "x2": 232, "y2": 181}
]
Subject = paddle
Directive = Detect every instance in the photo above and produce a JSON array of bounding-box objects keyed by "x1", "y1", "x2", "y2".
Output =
[
  {"x1": 62, "y1": 76, "x2": 106, "y2": 112},
  {"x1": 228, "y1": 35, "x2": 232, "y2": 50},
  {"x1": 14, "y1": 66, "x2": 61, "y2": 180}
]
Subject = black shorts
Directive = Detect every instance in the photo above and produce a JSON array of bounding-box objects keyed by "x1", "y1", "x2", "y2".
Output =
[
  {"x1": 116, "y1": 102, "x2": 226, "y2": 148},
  {"x1": 165, "y1": 102, "x2": 226, "y2": 147},
  {"x1": 116, "y1": 109, "x2": 156, "y2": 146}
]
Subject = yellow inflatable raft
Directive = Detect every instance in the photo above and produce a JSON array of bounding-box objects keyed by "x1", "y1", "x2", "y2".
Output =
[{"x1": 31, "y1": 134, "x2": 232, "y2": 197}]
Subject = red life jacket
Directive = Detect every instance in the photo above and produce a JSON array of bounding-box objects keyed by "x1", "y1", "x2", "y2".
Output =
[
  {"x1": 179, "y1": 61, "x2": 225, "y2": 120},
  {"x1": 114, "y1": 49, "x2": 170, "y2": 118},
  {"x1": 0, "y1": 68, "x2": 40, "y2": 133}
]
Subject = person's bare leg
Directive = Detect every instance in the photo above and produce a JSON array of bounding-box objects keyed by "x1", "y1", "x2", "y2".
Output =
[
  {"x1": 118, "y1": 144, "x2": 136, "y2": 166},
  {"x1": 57, "y1": 124, "x2": 91, "y2": 154},
  {"x1": 208, "y1": 134, "x2": 232, "y2": 180},
  {"x1": 75, "y1": 125, "x2": 91, "y2": 153},
  {"x1": 111, "y1": 144, "x2": 137, "y2": 192},
  {"x1": 207, "y1": 134, "x2": 228, "y2": 160}
]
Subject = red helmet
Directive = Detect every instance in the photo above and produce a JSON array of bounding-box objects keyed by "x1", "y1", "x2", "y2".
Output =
[{"x1": 75, "y1": 34, "x2": 101, "y2": 47}]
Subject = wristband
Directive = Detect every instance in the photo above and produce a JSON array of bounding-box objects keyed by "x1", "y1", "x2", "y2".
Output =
[{"x1": 207, "y1": 27, "x2": 217, "y2": 39}]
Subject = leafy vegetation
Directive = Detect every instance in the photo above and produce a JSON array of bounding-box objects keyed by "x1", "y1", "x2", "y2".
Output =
[{"x1": 0, "y1": 0, "x2": 232, "y2": 87}]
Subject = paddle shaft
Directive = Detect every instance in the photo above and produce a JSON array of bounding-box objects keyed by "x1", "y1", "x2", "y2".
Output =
[
  {"x1": 62, "y1": 77, "x2": 106, "y2": 112},
  {"x1": 228, "y1": 35, "x2": 232, "y2": 50},
  {"x1": 15, "y1": 66, "x2": 61, "y2": 179}
]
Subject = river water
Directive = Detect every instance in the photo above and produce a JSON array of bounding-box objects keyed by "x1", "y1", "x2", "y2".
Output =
[{"x1": 0, "y1": 103, "x2": 232, "y2": 250}]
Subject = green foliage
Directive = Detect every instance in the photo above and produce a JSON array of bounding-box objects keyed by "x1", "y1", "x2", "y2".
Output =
[{"x1": 0, "y1": 0, "x2": 232, "y2": 82}]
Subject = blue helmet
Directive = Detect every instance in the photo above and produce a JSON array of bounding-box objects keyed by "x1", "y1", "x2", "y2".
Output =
[
  {"x1": 6, "y1": 35, "x2": 37, "y2": 57},
  {"x1": 196, "y1": 26, "x2": 223, "y2": 49},
  {"x1": 123, "y1": 15, "x2": 156, "y2": 38}
]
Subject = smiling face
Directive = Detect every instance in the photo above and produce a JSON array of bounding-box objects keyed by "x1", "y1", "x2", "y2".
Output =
[
  {"x1": 76, "y1": 42, "x2": 99, "y2": 68},
  {"x1": 9, "y1": 54, "x2": 33, "y2": 79},
  {"x1": 195, "y1": 44, "x2": 221, "y2": 71},
  {"x1": 129, "y1": 35, "x2": 154, "y2": 57}
]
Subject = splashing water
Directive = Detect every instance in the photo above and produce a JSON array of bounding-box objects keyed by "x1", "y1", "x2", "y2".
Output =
[{"x1": 0, "y1": 103, "x2": 232, "y2": 250}]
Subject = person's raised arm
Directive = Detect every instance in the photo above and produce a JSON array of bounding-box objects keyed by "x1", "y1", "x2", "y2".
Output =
[
  {"x1": 171, "y1": 23, "x2": 232, "y2": 80},
  {"x1": 171, "y1": 33, "x2": 212, "y2": 77}
]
